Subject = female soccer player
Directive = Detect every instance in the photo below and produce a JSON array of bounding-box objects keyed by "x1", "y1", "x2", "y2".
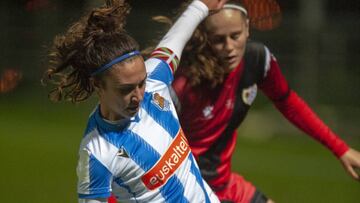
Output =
[
  {"x1": 44, "y1": 0, "x2": 227, "y2": 202},
  {"x1": 171, "y1": 1, "x2": 360, "y2": 203}
]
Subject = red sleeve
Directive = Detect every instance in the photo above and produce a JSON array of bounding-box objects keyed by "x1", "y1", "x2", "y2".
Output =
[{"x1": 259, "y1": 56, "x2": 349, "y2": 158}]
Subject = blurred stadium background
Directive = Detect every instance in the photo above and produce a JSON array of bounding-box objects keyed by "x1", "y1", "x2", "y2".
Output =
[{"x1": 0, "y1": 0, "x2": 359, "y2": 202}]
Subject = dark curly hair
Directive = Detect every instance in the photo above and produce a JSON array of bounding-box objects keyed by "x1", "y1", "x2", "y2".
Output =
[{"x1": 43, "y1": 0, "x2": 139, "y2": 103}]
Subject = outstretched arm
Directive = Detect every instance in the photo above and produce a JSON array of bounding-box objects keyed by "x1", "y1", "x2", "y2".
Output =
[{"x1": 260, "y1": 55, "x2": 360, "y2": 181}]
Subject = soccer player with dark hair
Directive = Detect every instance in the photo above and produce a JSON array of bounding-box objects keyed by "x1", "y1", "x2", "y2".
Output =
[{"x1": 43, "y1": 0, "x2": 228, "y2": 202}]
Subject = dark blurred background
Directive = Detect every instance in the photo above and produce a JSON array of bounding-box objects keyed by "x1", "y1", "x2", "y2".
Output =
[{"x1": 0, "y1": 0, "x2": 359, "y2": 202}]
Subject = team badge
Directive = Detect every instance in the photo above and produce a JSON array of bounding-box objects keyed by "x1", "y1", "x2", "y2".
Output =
[
  {"x1": 242, "y1": 84, "x2": 257, "y2": 105},
  {"x1": 152, "y1": 93, "x2": 170, "y2": 111}
]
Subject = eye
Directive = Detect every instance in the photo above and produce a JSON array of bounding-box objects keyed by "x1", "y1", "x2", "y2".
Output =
[
  {"x1": 210, "y1": 35, "x2": 224, "y2": 44},
  {"x1": 118, "y1": 85, "x2": 136, "y2": 95},
  {"x1": 138, "y1": 76, "x2": 147, "y2": 89},
  {"x1": 230, "y1": 32, "x2": 241, "y2": 40},
  {"x1": 138, "y1": 79, "x2": 146, "y2": 88}
]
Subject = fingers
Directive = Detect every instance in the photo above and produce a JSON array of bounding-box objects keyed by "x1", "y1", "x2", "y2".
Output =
[
  {"x1": 201, "y1": 0, "x2": 228, "y2": 12},
  {"x1": 345, "y1": 165, "x2": 360, "y2": 181},
  {"x1": 340, "y1": 148, "x2": 360, "y2": 181}
]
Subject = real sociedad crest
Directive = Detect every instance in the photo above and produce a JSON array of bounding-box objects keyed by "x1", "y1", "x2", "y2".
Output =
[
  {"x1": 152, "y1": 93, "x2": 170, "y2": 111},
  {"x1": 242, "y1": 84, "x2": 257, "y2": 105}
]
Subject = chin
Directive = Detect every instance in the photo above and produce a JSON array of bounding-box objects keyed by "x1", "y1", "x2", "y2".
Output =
[
  {"x1": 226, "y1": 61, "x2": 238, "y2": 70},
  {"x1": 127, "y1": 109, "x2": 139, "y2": 118}
]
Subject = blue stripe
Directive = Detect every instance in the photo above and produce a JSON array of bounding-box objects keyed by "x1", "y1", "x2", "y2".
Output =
[
  {"x1": 85, "y1": 154, "x2": 112, "y2": 198},
  {"x1": 142, "y1": 92, "x2": 179, "y2": 138},
  {"x1": 189, "y1": 155, "x2": 211, "y2": 203},
  {"x1": 147, "y1": 59, "x2": 173, "y2": 85},
  {"x1": 101, "y1": 130, "x2": 188, "y2": 202},
  {"x1": 84, "y1": 114, "x2": 97, "y2": 136}
]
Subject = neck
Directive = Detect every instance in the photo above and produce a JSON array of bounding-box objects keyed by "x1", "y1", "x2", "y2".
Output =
[{"x1": 99, "y1": 104, "x2": 125, "y2": 121}]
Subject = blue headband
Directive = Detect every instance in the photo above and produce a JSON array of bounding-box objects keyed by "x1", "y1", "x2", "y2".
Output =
[{"x1": 91, "y1": 50, "x2": 141, "y2": 76}]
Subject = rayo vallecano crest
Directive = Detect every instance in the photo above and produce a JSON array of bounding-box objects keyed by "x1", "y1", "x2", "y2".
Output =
[
  {"x1": 152, "y1": 93, "x2": 170, "y2": 111},
  {"x1": 242, "y1": 84, "x2": 257, "y2": 105}
]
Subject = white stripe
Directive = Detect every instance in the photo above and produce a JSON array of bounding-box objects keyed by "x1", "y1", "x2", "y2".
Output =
[
  {"x1": 264, "y1": 46, "x2": 271, "y2": 78},
  {"x1": 177, "y1": 157, "x2": 209, "y2": 202},
  {"x1": 86, "y1": 129, "x2": 118, "y2": 171},
  {"x1": 77, "y1": 147, "x2": 91, "y2": 195},
  {"x1": 145, "y1": 58, "x2": 161, "y2": 75}
]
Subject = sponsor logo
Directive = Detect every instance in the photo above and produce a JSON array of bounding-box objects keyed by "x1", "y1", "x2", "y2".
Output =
[
  {"x1": 202, "y1": 105, "x2": 214, "y2": 120},
  {"x1": 152, "y1": 93, "x2": 170, "y2": 111},
  {"x1": 242, "y1": 84, "x2": 257, "y2": 105},
  {"x1": 141, "y1": 129, "x2": 190, "y2": 190}
]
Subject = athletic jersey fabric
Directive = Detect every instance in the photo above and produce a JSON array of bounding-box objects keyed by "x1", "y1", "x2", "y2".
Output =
[
  {"x1": 172, "y1": 42, "x2": 349, "y2": 190},
  {"x1": 77, "y1": 50, "x2": 219, "y2": 203}
]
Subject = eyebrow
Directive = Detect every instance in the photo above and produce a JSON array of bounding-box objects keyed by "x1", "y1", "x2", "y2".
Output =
[{"x1": 117, "y1": 75, "x2": 147, "y2": 88}]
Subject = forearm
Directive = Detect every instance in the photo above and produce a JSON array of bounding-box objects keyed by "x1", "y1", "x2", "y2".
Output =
[
  {"x1": 260, "y1": 57, "x2": 349, "y2": 157},
  {"x1": 273, "y1": 90, "x2": 349, "y2": 157},
  {"x1": 156, "y1": 0, "x2": 209, "y2": 59}
]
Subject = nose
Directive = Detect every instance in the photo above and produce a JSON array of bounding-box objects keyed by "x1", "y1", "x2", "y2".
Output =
[
  {"x1": 224, "y1": 37, "x2": 234, "y2": 52},
  {"x1": 131, "y1": 86, "x2": 144, "y2": 103}
]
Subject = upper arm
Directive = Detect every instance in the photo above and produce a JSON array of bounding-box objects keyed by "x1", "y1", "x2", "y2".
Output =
[
  {"x1": 145, "y1": 47, "x2": 180, "y2": 86},
  {"x1": 259, "y1": 55, "x2": 291, "y2": 101}
]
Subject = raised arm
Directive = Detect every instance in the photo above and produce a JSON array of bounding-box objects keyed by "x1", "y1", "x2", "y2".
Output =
[
  {"x1": 156, "y1": 0, "x2": 227, "y2": 59},
  {"x1": 260, "y1": 54, "x2": 360, "y2": 181}
]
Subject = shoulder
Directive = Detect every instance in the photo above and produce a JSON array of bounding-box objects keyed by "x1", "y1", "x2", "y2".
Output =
[
  {"x1": 245, "y1": 40, "x2": 267, "y2": 54},
  {"x1": 244, "y1": 40, "x2": 273, "y2": 81}
]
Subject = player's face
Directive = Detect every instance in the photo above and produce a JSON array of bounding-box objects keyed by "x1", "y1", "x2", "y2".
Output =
[
  {"x1": 98, "y1": 56, "x2": 146, "y2": 121},
  {"x1": 205, "y1": 9, "x2": 249, "y2": 70}
]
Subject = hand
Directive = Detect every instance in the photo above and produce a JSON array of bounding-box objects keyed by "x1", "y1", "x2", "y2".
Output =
[
  {"x1": 339, "y1": 148, "x2": 360, "y2": 181},
  {"x1": 200, "y1": 0, "x2": 228, "y2": 12}
]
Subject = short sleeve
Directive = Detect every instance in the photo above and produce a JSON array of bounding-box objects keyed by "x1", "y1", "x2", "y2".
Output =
[
  {"x1": 145, "y1": 47, "x2": 179, "y2": 86},
  {"x1": 77, "y1": 148, "x2": 113, "y2": 199}
]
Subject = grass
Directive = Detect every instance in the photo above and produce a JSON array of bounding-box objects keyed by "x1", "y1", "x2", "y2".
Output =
[
  {"x1": 0, "y1": 85, "x2": 359, "y2": 203},
  {"x1": 233, "y1": 134, "x2": 360, "y2": 203}
]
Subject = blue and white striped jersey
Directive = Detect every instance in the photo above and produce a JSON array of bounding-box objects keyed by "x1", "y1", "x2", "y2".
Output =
[{"x1": 77, "y1": 50, "x2": 219, "y2": 203}]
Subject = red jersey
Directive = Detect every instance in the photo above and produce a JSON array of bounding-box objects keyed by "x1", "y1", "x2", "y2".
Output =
[{"x1": 172, "y1": 42, "x2": 349, "y2": 190}]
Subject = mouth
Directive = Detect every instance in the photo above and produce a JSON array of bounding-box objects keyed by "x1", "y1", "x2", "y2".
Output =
[
  {"x1": 225, "y1": 55, "x2": 237, "y2": 64},
  {"x1": 127, "y1": 105, "x2": 140, "y2": 113}
]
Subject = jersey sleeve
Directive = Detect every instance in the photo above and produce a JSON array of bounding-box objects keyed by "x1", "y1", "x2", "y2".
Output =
[
  {"x1": 145, "y1": 0, "x2": 209, "y2": 86},
  {"x1": 77, "y1": 147, "x2": 113, "y2": 199},
  {"x1": 259, "y1": 55, "x2": 349, "y2": 158},
  {"x1": 156, "y1": 0, "x2": 208, "y2": 60}
]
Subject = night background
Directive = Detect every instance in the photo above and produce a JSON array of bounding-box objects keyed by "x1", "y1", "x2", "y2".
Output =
[{"x1": 0, "y1": 0, "x2": 359, "y2": 202}]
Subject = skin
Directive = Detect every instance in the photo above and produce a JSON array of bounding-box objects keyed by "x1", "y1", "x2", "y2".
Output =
[
  {"x1": 205, "y1": 8, "x2": 249, "y2": 70},
  {"x1": 97, "y1": 56, "x2": 147, "y2": 121}
]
